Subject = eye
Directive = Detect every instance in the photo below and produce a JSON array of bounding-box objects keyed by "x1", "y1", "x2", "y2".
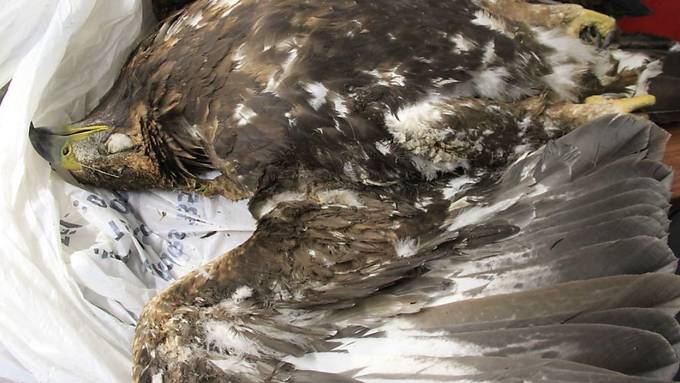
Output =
[
  {"x1": 105, "y1": 133, "x2": 135, "y2": 154},
  {"x1": 61, "y1": 144, "x2": 72, "y2": 157}
]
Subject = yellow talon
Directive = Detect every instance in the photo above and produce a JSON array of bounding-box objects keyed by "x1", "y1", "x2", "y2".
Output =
[
  {"x1": 566, "y1": 9, "x2": 616, "y2": 40},
  {"x1": 585, "y1": 94, "x2": 657, "y2": 113}
]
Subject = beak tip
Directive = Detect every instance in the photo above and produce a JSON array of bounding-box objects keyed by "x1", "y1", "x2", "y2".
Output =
[
  {"x1": 29, "y1": 122, "x2": 56, "y2": 164},
  {"x1": 28, "y1": 122, "x2": 83, "y2": 185}
]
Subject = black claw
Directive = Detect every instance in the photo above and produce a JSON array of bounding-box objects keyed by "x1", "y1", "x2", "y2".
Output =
[
  {"x1": 579, "y1": 25, "x2": 616, "y2": 49},
  {"x1": 603, "y1": 29, "x2": 619, "y2": 48}
]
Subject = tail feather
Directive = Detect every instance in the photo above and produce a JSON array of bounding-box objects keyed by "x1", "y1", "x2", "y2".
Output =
[
  {"x1": 438, "y1": 237, "x2": 674, "y2": 300},
  {"x1": 294, "y1": 324, "x2": 677, "y2": 378},
  {"x1": 489, "y1": 115, "x2": 670, "y2": 207},
  {"x1": 293, "y1": 355, "x2": 667, "y2": 382},
  {"x1": 441, "y1": 216, "x2": 667, "y2": 276},
  {"x1": 571, "y1": 308, "x2": 680, "y2": 349},
  {"x1": 522, "y1": 202, "x2": 669, "y2": 236},
  {"x1": 401, "y1": 274, "x2": 680, "y2": 330},
  {"x1": 492, "y1": 178, "x2": 669, "y2": 236}
]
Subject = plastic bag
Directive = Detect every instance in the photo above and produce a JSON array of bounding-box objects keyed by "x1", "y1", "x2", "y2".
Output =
[{"x1": 0, "y1": 1, "x2": 255, "y2": 381}]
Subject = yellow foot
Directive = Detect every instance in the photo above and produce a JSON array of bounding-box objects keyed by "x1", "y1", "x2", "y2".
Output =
[
  {"x1": 566, "y1": 9, "x2": 617, "y2": 46},
  {"x1": 584, "y1": 94, "x2": 657, "y2": 113}
]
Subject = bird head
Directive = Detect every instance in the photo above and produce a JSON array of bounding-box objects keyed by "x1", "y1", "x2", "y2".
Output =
[
  {"x1": 28, "y1": 15, "x2": 260, "y2": 199},
  {"x1": 29, "y1": 115, "x2": 172, "y2": 190}
]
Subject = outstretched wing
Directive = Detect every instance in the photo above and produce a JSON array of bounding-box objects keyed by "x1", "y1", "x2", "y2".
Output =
[{"x1": 133, "y1": 115, "x2": 679, "y2": 383}]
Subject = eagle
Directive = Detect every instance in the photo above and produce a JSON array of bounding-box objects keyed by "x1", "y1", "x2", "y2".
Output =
[{"x1": 29, "y1": 0, "x2": 679, "y2": 382}]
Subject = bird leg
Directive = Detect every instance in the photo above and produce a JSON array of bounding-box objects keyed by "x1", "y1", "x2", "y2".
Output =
[
  {"x1": 479, "y1": 0, "x2": 616, "y2": 45},
  {"x1": 543, "y1": 94, "x2": 657, "y2": 127},
  {"x1": 585, "y1": 94, "x2": 657, "y2": 111}
]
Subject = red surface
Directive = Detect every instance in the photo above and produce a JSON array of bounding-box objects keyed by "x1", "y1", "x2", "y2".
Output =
[{"x1": 617, "y1": 0, "x2": 680, "y2": 41}]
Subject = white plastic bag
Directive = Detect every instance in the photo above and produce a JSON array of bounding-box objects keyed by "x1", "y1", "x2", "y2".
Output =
[{"x1": 0, "y1": 1, "x2": 255, "y2": 381}]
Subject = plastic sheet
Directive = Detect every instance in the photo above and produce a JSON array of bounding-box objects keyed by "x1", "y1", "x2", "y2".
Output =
[{"x1": 0, "y1": 1, "x2": 256, "y2": 381}]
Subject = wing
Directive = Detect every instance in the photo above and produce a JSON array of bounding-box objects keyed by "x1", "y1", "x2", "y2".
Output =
[{"x1": 132, "y1": 114, "x2": 679, "y2": 382}]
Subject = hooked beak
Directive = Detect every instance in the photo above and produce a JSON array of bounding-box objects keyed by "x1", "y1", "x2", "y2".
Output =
[
  {"x1": 29, "y1": 123, "x2": 66, "y2": 165},
  {"x1": 28, "y1": 123, "x2": 109, "y2": 185}
]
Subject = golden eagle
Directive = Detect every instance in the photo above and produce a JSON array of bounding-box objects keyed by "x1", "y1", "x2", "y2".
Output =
[{"x1": 29, "y1": 0, "x2": 678, "y2": 382}]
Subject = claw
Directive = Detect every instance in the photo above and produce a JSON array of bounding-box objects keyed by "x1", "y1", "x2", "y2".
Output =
[
  {"x1": 567, "y1": 9, "x2": 617, "y2": 47},
  {"x1": 585, "y1": 94, "x2": 657, "y2": 113}
]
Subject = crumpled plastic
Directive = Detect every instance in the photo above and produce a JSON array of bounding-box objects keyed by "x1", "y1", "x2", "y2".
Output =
[{"x1": 0, "y1": 1, "x2": 256, "y2": 382}]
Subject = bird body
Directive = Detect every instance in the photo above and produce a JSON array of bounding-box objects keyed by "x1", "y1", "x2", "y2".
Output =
[
  {"x1": 32, "y1": 0, "x2": 631, "y2": 198},
  {"x1": 27, "y1": 1, "x2": 680, "y2": 382}
]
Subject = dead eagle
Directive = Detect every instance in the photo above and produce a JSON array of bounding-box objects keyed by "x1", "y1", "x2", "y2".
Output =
[{"x1": 30, "y1": 0, "x2": 680, "y2": 382}]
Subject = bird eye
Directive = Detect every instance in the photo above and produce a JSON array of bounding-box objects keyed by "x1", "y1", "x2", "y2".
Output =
[{"x1": 61, "y1": 145, "x2": 72, "y2": 157}]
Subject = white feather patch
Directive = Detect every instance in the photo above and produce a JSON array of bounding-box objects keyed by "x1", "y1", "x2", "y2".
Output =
[
  {"x1": 385, "y1": 97, "x2": 445, "y2": 137},
  {"x1": 447, "y1": 195, "x2": 521, "y2": 231},
  {"x1": 186, "y1": 11, "x2": 204, "y2": 28},
  {"x1": 231, "y1": 285, "x2": 253, "y2": 302},
  {"x1": 394, "y1": 237, "x2": 419, "y2": 258},
  {"x1": 264, "y1": 39, "x2": 299, "y2": 94},
  {"x1": 233, "y1": 103, "x2": 256, "y2": 126},
  {"x1": 450, "y1": 33, "x2": 477, "y2": 54},
  {"x1": 384, "y1": 96, "x2": 472, "y2": 179},
  {"x1": 442, "y1": 176, "x2": 478, "y2": 200},
  {"x1": 287, "y1": 337, "x2": 485, "y2": 374},
  {"x1": 204, "y1": 321, "x2": 261, "y2": 356},
  {"x1": 365, "y1": 66, "x2": 406, "y2": 87},
  {"x1": 635, "y1": 60, "x2": 663, "y2": 96},
  {"x1": 305, "y1": 82, "x2": 329, "y2": 110},
  {"x1": 534, "y1": 28, "x2": 602, "y2": 101},
  {"x1": 472, "y1": 66, "x2": 510, "y2": 99},
  {"x1": 316, "y1": 189, "x2": 364, "y2": 207},
  {"x1": 481, "y1": 40, "x2": 497, "y2": 65},
  {"x1": 611, "y1": 49, "x2": 650, "y2": 73},
  {"x1": 410, "y1": 155, "x2": 469, "y2": 181},
  {"x1": 329, "y1": 92, "x2": 349, "y2": 118},
  {"x1": 375, "y1": 140, "x2": 391, "y2": 155},
  {"x1": 471, "y1": 10, "x2": 514, "y2": 37},
  {"x1": 254, "y1": 192, "x2": 306, "y2": 218}
]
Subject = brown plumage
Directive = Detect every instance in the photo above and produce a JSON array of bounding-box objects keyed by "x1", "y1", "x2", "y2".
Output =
[
  {"x1": 30, "y1": 0, "x2": 638, "y2": 196},
  {"x1": 28, "y1": 1, "x2": 680, "y2": 382}
]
